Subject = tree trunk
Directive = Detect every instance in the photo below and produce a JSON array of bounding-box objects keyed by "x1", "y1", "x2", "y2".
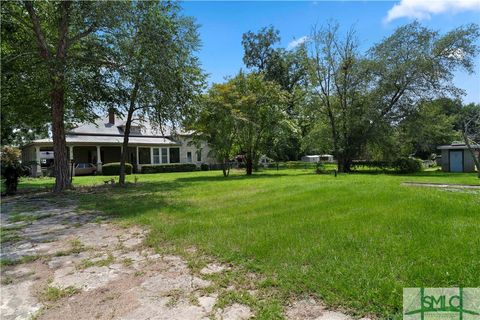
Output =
[
  {"x1": 463, "y1": 132, "x2": 480, "y2": 178},
  {"x1": 51, "y1": 81, "x2": 71, "y2": 192},
  {"x1": 245, "y1": 156, "x2": 253, "y2": 175},
  {"x1": 119, "y1": 106, "x2": 134, "y2": 185},
  {"x1": 336, "y1": 153, "x2": 353, "y2": 173},
  {"x1": 343, "y1": 158, "x2": 352, "y2": 173},
  {"x1": 222, "y1": 157, "x2": 230, "y2": 177},
  {"x1": 25, "y1": 1, "x2": 72, "y2": 192},
  {"x1": 119, "y1": 81, "x2": 139, "y2": 185}
]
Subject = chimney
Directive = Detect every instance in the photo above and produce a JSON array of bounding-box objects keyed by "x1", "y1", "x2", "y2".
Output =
[{"x1": 108, "y1": 109, "x2": 115, "y2": 125}]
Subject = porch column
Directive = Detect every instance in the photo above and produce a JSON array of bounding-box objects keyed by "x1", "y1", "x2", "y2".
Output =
[
  {"x1": 35, "y1": 146, "x2": 42, "y2": 177},
  {"x1": 167, "y1": 147, "x2": 170, "y2": 164},
  {"x1": 150, "y1": 147, "x2": 154, "y2": 164},
  {"x1": 136, "y1": 146, "x2": 140, "y2": 171},
  {"x1": 96, "y1": 146, "x2": 102, "y2": 174},
  {"x1": 69, "y1": 146, "x2": 75, "y2": 177}
]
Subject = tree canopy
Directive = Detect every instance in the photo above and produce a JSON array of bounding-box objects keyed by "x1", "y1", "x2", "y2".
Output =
[
  {"x1": 190, "y1": 72, "x2": 287, "y2": 175},
  {"x1": 101, "y1": 1, "x2": 204, "y2": 184},
  {"x1": 306, "y1": 21, "x2": 480, "y2": 172},
  {"x1": 2, "y1": 1, "x2": 126, "y2": 191}
]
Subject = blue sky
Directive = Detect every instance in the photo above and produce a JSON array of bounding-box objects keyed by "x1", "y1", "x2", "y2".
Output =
[{"x1": 181, "y1": 1, "x2": 480, "y2": 103}]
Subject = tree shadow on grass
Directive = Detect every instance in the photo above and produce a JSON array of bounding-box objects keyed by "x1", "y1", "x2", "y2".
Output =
[
  {"x1": 74, "y1": 172, "x2": 300, "y2": 221},
  {"x1": 74, "y1": 180, "x2": 188, "y2": 219},
  {"x1": 174, "y1": 172, "x2": 292, "y2": 183}
]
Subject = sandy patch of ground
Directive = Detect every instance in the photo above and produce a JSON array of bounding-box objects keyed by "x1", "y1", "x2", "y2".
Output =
[
  {"x1": 285, "y1": 298, "x2": 372, "y2": 320},
  {"x1": 1, "y1": 193, "x2": 366, "y2": 320}
]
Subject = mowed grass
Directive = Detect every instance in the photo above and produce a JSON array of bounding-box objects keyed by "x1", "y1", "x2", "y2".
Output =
[{"x1": 15, "y1": 169, "x2": 480, "y2": 318}]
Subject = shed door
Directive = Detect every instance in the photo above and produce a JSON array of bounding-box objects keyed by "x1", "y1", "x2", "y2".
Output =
[{"x1": 449, "y1": 150, "x2": 463, "y2": 172}]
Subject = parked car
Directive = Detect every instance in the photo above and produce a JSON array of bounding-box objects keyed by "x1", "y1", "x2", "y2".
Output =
[{"x1": 75, "y1": 163, "x2": 97, "y2": 175}]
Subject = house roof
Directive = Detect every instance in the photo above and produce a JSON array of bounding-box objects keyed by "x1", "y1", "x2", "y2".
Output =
[
  {"x1": 69, "y1": 116, "x2": 189, "y2": 137},
  {"x1": 437, "y1": 144, "x2": 480, "y2": 150},
  {"x1": 29, "y1": 135, "x2": 180, "y2": 147},
  {"x1": 24, "y1": 115, "x2": 191, "y2": 148}
]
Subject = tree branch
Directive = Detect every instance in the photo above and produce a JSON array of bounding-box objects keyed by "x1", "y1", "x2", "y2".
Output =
[
  {"x1": 24, "y1": 1, "x2": 51, "y2": 61},
  {"x1": 56, "y1": 1, "x2": 71, "y2": 60},
  {"x1": 67, "y1": 25, "x2": 95, "y2": 48}
]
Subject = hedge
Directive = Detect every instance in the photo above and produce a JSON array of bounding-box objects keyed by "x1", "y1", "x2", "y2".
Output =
[
  {"x1": 141, "y1": 163, "x2": 197, "y2": 174},
  {"x1": 392, "y1": 157, "x2": 423, "y2": 173},
  {"x1": 102, "y1": 162, "x2": 133, "y2": 175},
  {"x1": 352, "y1": 158, "x2": 423, "y2": 173}
]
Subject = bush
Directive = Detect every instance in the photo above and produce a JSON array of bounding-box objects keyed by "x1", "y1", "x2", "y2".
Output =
[
  {"x1": 102, "y1": 162, "x2": 133, "y2": 175},
  {"x1": 141, "y1": 163, "x2": 197, "y2": 174},
  {"x1": 316, "y1": 162, "x2": 327, "y2": 174},
  {"x1": 351, "y1": 160, "x2": 391, "y2": 170},
  {"x1": 200, "y1": 163, "x2": 209, "y2": 171},
  {"x1": 393, "y1": 157, "x2": 423, "y2": 173},
  {"x1": 1, "y1": 146, "x2": 29, "y2": 195}
]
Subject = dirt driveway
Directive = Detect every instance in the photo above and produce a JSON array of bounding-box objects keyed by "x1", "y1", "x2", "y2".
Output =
[{"x1": 1, "y1": 193, "x2": 369, "y2": 320}]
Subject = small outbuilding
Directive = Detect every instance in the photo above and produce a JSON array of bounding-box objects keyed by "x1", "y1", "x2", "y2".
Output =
[
  {"x1": 301, "y1": 155, "x2": 320, "y2": 163},
  {"x1": 437, "y1": 143, "x2": 480, "y2": 173},
  {"x1": 301, "y1": 154, "x2": 335, "y2": 163}
]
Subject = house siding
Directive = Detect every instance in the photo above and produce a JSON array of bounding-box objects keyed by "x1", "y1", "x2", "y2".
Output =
[
  {"x1": 177, "y1": 137, "x2": 215, "y2": 166},
  {"x1": 441, "y1": 149, "x2": 449, "y2": 172},
  {"x1": 464, "y1": 150, "x2": 477, "y2": 172},
  {"x1": 440, "y1": 148, "x2": 478, "y2": 173}
]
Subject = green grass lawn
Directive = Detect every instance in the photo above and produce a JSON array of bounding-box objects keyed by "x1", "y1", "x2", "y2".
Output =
[{"x1": 11, "y1": 169, "x2": 480, "y2": 318}]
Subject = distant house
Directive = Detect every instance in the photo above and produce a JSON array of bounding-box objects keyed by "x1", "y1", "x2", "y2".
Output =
[
  {"x1": 22, "y1": 111, "x2": 214, "y2": 177},
  {"x1": 437, "y1": 143, "x2": 480, "y2": 173},
  {"x1": 301, "y1": 154, "x2": 335, "y2": 163}
]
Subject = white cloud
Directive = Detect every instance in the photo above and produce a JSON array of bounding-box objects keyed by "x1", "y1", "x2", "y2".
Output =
[
  {"x1": 384, "y1": 0, "x2": 480, "y2": 23},
  {"x1": 287, "y1": 36, "x2": 308, "y2": 50}
]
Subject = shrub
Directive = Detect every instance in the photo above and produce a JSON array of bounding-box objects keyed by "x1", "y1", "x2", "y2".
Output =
[
  {"x1": 351, "y1": 160, "x2": 391, "y2": 170},
  {"x1": 200, "y1": 163, "x2": 209, "y2": 171},
  {"x1": 141, "y1": 163, "x2": 197, "y2": 174},
  {"x1": 1, "y1": 146, "x2": 29, "y2": 195},
  {"x1": 393, "y1": 157, "x2": 423, "y2": 173},
  {"x1": 102, "y1": 162, "x2": 133, "y2": 175},
  {"x1": 316, "y1": 162, "x2": 328, "y2": 174}
]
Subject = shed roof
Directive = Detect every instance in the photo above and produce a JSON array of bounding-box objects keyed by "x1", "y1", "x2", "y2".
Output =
[{"x1": 437, "y1": 144, "x2": 480, "y2": 150}]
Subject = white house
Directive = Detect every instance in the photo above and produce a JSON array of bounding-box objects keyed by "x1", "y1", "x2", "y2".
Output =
[{"x1": 22, "y1": 111, "x2": 215, "y2": 176}]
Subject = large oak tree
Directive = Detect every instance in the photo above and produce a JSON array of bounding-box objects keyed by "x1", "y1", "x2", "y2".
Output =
[{"x1": 2, "y1": 1, "x2": 123, "y2": 191}]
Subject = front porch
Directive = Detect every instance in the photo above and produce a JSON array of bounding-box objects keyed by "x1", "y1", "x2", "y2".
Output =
[{"x1": 23, "y1": 144, "x2": 183, "y2": 177}]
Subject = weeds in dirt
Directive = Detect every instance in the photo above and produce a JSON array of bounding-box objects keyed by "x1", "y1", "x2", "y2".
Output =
[
  {"x1": 78, "y1": 253, "x2": 115, "y2": 270},
  {"x1": 122, "y1": 257, "x2": 134, "y2": 267},
  {"x1": 42, "y1": 285, "x2": 79, "y2": 302},
  {"x1": 54, "y1": 238, "x2": 87, "y2": 257},
  {"x1": 0, "y1": 255, "x2": 39, "y2": 267},
  {"x1": 165, "y1": 289, "x2": 183, "y2": 308}
]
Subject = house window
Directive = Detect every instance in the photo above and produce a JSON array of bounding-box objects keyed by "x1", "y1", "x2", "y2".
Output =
[
  {"x1": 169, "y1": 148, "x2": 180, "y2": 163},
  {"x1": 161, "y1": 148, "x2": 168, "y2": 163},
  {"x1": 196, "y1": 149, "x2": 202, "y2": 162},
  {"x1": 153, "y1": 148, "x2": 160, "y2": 164},
  {"x1": 139, "y1": 148, "x2": 150, "y2": 164},
  {"x1": 187, "y1": 152, "x2": 192, "y2": 163}
]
